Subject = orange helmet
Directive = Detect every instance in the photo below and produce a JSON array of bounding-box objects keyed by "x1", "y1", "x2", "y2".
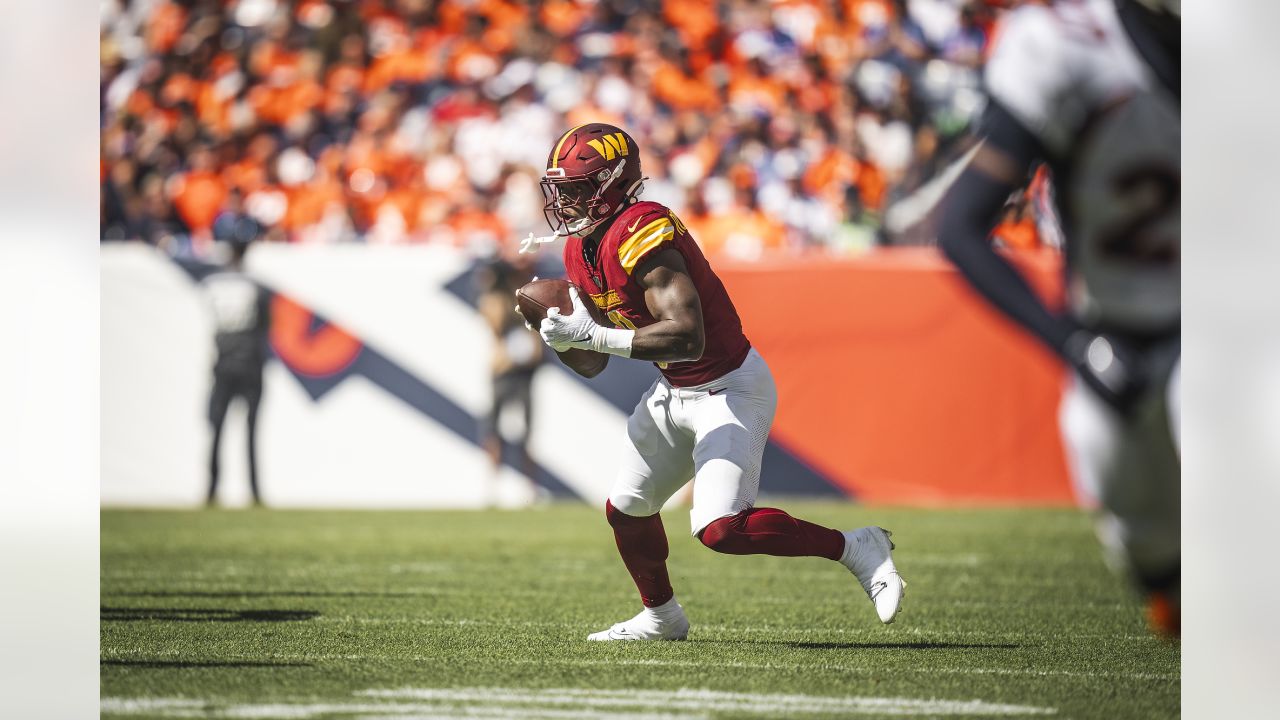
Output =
[{"x1": 541, "y1": 123, "x2": 645, "y2": 237}]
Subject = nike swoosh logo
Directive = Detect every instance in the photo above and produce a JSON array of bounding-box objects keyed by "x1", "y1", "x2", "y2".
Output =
[
  {"x1": 626, "y1": 218, "x2": 641, "y2": 232},
  {"x1": 609, "y1": 628, "x2": 632, "y2": 639},
  {"x1": 869, "y1": 581, "x2": 888, "y2": 599}
]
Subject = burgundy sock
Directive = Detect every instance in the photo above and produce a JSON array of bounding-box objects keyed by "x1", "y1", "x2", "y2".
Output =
[
  {"x1": 699, "y1": 507, "x2": 845, "y2": 561},
  {"x1": 605, "y1": 500, "x2": 674, "y2": 608}
]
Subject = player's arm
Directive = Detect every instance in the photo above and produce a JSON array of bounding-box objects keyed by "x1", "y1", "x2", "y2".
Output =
[
  {"x1": 555, "y1": 346, "x2": 606, "y2": 377},
  {"x1": 938, "y1": 104, "x2": 1145, "y2": 412},
  {"x1": 540, "y1": 209, "x2": 706, "y2": 363},
  {"x1": 937, "y1": 103, "x2": 1076, "y2": 356},
  {"x1": 537, "y1": 250, "x2": 704, "y2": 364},
  {"x1": 628, "y1": 248, "x2": 704, "y2": 362},
  {"x1": 256, "y1": 284, "x2": 272, "y2": 331}
]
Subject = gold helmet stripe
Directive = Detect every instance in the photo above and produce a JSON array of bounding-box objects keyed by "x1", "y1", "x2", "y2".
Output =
[{"x1": 550, "y1": 124, "x2": 590, "y2": 169}]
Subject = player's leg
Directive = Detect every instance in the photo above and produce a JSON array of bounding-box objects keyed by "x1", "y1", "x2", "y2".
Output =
[
  {"x1": 1059, "y1": 343, "x2": 1180, "y2": 634},
  {"x1": 512, "y1": 371, "x2": 539, "y2": 494},
  {"x1": 1155, "y1": 353, "x2": 1181, "y2": 634},
  {"x1": 206, "y1": 374, "x2": 233, "y2": 506},
  {"x1": 479, "y1": 373, "x2": 512, "y2": 507},
  {"x1": 1167, "y1": 356, "x2": 1180, "y2": 458},
  {"x1": 689, "y1": 350, "x2": 904, "y2": 623},
  {"x1": 588, "y1": 380, "x2": 695, "y2": 641},
  {"x1": 482, "y1": 373, "x2": 508, "y2": 469},
  {"x1": 244, "y1": 380, "x2": 263, "y2": 506}
]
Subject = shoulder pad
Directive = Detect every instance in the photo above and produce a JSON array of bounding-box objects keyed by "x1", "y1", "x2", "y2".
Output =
[
  {"x1": 611, "y1": 202, "x2": 677, "y2": 275},
  {"x1": 985, "y1": 5, "x2": 1073, "y2": 148}
]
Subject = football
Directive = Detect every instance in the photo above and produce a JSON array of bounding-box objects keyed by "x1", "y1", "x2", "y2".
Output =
[{"x1": 515, "y1": 278, "x2": 609, "y2": 377}]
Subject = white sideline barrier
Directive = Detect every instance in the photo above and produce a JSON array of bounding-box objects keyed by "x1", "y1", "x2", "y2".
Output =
[{"x1": 100, "y1": 243, "x2": 626, "y2": 509}]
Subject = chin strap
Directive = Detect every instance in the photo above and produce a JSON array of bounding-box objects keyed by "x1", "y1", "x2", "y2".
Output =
[
  {"x1": 598, "y1": 158, "x2": 626, "y2": 195},
  {"x1": 517, "y1": 215, "x2": 595, "y2": 254},
  {"x1": 519, "y1": 228, "x2": 570, "y2": 254}
]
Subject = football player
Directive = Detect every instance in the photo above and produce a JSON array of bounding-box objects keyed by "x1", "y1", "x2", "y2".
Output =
[
  {"x1": 529, "y1": 123, "x2": 905, "y2": 641},
  {"x1": 938, "y1": 0, "x2": 1180, "y2": 634}
]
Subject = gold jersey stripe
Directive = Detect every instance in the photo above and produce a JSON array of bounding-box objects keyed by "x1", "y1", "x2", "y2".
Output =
[
  {"x1": 619, "y1": 217, "x2": 670, "y2": 253},
  {"x1": 618, "y1": 218, "x2": 674, "y2": 268},
  {"x1": 618, "y1": 218, "x2": 675, "y2": 273},
  {"x1": 550, "y1": 124, "x2": 589, "y2": 169}
]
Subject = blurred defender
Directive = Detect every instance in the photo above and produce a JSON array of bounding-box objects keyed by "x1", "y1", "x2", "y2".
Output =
[
  {"x1": 531, "y1": 123, "x2": 905, "y2": 641},
  {"x1": 202, "y1": 241, "x2": 272, "y2": 507},
  {"x1": 939, "y1": 0, "x2": 1179, "y2": 633}
]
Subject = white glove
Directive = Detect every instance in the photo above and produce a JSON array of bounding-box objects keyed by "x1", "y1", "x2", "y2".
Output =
[
  {"x1": 539, "y1": 286, "x2": 598, "y2": 351},
  {"x1": 539, "y1": 286, "x2": 635, "y2": 357}
]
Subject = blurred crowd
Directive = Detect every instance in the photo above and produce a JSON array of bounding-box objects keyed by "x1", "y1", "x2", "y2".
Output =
[{"x1": 101, "y1": 0, "x2": 1046, "y2": 261}]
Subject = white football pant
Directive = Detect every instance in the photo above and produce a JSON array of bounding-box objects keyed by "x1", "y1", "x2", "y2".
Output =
[
  {"x1": 1060, "y1": 341, "x2": 1180, "y2": 594},
  {"x1": 609, "y1": 348, "x2": 776, "y2": 536}
]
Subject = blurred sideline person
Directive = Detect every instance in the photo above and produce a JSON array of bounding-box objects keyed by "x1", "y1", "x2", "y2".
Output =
[
  {"x1": 477, "y1": 254, "x2": 545, "y2": 504},
  {"x1": 202, "y1": 240, "x2": 272, "y2": 507},
  {"x1": 532, "y1": 123, "x2": 904, "y2": 641},
  {"x1": 939, "y1": 0, "x2": 1180, "y2": 634}
]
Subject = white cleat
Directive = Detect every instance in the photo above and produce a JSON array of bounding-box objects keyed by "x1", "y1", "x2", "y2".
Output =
[
  {"x1": 587, "y1": 598, "x2": 689, "y2": 641},
  {"x1": 841, "y1": 526, "x2": 906, "y2": 624}
]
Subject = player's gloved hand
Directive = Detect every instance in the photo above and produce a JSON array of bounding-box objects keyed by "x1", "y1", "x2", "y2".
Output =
[
  {"x1": 514, "y1": 305, "x2": 534, "y2": 331},
  {"x1": 540, "y1": 286, "x2": 599, "y2": 351},
  {"x1": 513, "y1": 277, "x2": 540, "y2": 331},
  {"x1": 1065, "y1": 331, "x2": 1148, "y2": 416},
  {"x1": 539, "y1": 286, "x2": 635, "y2": 357}
]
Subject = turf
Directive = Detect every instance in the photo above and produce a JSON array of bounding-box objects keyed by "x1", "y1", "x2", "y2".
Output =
[{"x1": 101, "y1": 503, "x2": 1179, "y2": 718}]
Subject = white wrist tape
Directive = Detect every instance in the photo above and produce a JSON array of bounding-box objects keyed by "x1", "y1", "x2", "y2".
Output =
[{"x1": 589, "y1": 325, "x2": 634, "y2": 358}]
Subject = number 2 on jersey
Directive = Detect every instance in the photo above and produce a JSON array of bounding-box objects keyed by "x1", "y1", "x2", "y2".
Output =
[{"x1": 1097, "y1": 166, "x2": 1179, "y2": 264}]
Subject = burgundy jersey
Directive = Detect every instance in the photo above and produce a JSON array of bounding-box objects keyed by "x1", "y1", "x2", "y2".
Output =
[{"x1": 563, "y1": 201, "x2": 751, "y2": 387}]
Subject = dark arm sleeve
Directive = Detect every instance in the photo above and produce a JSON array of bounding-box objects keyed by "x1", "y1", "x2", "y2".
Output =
[
  {"x1": 937, "y1": 103, "x2": 1078, "y2": 360},
  {"x1": 256, "y1": 284, "x2": 272, "y2": 331}
]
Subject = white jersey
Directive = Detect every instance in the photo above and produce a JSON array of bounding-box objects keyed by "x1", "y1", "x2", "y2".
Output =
[
  {"x1": 202, "y1": 269, "x2": 270, "y2": 376},
  {"x1": 985, "y1": 0, "x2": 1179, "y2": 332},
  {"x1": 203, "y1": 271, "x2": 262, "y2": 334}
]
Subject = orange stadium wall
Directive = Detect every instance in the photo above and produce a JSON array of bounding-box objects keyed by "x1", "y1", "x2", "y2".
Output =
[{"x1": 716, "y1": 247, "x2": 1075, "y2": 506}]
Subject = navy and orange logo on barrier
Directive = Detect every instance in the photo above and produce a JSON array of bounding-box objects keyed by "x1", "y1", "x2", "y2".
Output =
[
  {"x1": 174, "y1": 257, "x2": 578, "y2": 496},
  {"x1": 269, "y1": 295, "x2": 363, "y2": 379},
  {"x1": 176, "y1": 256, "x2": 846, "y2": 501}
]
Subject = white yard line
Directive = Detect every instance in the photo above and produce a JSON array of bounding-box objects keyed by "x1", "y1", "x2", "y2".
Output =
[
  {"x1": 361, "y1": 687, "x2": 1056, "y2": 715},
  {"x1": 101, "y1": 647, "x2": 1175, "y2": 682},
  {"x1": 927, "y1": 667, "x2": 1177, "y2": 681},
  {"x1": 101, "y1": 698, "x2": 697, "y2": 720},
  {"x1": 102, "y1": 686, "x2": 1057, "y2": 718}
]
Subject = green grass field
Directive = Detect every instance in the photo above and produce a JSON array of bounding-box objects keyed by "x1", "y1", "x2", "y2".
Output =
[{"x1": 101, "y1": 503, "x2": 1179, "y2": 719}]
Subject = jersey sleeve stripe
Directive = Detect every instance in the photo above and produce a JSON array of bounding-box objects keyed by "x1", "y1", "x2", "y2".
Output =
[
  {"x1": 618, "y1": 218, "x2": 675, "y2": 274},
  {"x1": 619, "y1": 217, "x2": 670, "y2": 255}
]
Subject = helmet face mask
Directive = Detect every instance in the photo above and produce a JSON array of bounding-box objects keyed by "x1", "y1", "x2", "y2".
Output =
[
  {"x1": 541, "y1": 173, "x2": 609, "y2": 236},
  {"x1": 541, "y1": 123, "x2": 645, "y2": 238}
]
